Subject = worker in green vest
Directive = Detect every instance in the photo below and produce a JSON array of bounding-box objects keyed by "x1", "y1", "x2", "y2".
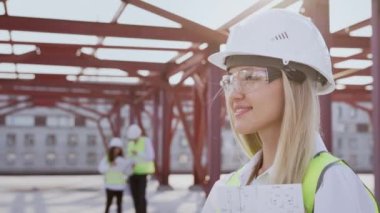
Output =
[
  {"x1": 98, "y1": 137, "x2": 133, "y2": 213},
  {"x1": 202, "y1": 9, "x2": 378, "y2": 213},
  {"x1": 125, "y1": 124, "x2": 155, "y2": 213}
]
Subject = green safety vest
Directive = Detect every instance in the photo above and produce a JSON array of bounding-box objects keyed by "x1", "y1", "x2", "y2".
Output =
[
  {"x1": 105, "y1": 169, "x2": 125, "y2": 185},
  {"x1": 127, "y1": 137, "x2": 155, "y2": 175},
  {"x1": 226, "y1": 152, "x2": 379, "y2": 213}
]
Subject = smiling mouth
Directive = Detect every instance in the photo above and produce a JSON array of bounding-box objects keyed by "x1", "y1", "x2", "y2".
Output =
[{"x1": 234, "y1": 107, "x2": 253, "y2": 117}]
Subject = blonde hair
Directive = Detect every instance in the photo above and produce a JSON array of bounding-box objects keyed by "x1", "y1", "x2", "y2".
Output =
[{"x1": 228, "y1": 71, "x2": 320, "y2": 184}]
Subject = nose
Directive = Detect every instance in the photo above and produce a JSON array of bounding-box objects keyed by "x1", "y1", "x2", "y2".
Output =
[{"x1": 229, "y1": 81, "x2": 245, "y2": 99}]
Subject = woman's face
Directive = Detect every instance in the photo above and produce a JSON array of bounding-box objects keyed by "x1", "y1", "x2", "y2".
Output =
[
  {"x1": 223, "y1": 66, "x2": 285, "y2": 134},
  {"x1": 113, "y1": 147, "x2": 122, "y2": 155}
]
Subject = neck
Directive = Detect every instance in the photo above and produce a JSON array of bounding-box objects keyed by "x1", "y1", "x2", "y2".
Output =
[{"x1": 258, "y1": 122, "x2": 282, "y2": 173}]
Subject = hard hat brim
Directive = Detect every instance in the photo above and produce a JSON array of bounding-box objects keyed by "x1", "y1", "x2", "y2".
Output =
[{"x1": 208, "y1": 51, "x2": 251, "y2": 71}]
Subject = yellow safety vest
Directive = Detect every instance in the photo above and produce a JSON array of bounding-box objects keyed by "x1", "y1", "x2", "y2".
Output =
[
  {"x1": 127, "y1": 137, "x2": 155, "y2": 175},
  {"x1": 105, "y1": 169, "x2": 125, "y2": 185},
  {"x1": 226, "y1": 152, "x2": 379, "y2": 213}
]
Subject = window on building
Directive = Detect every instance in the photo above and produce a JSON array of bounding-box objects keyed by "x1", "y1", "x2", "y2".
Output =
[
  {"x1": 87, "y1": 135, "x2": 97, "y2": 147},
  {"x1": 0, "y1": 115, "x2": 5, "y2": 125},
  {"x1": 75, "y1": 116, "x2": 86, "y2": 127},
  {"x1": 23, "y1": 152, "x2": 34, "y2": 165},
  {"x1": 86, "y1": 152, "x2": 97, "y2": 165},
  {"x1": 357, "y1": 123, "x2": 370, "y2": 133},
  {"x1": 6, "y1": 134, "x2": 16, "y2": 147},
  {"x1": 45, "y1": 152, "x2": 56, "y2": 166},
  {"x1": 24, "y1": 134, "x2": 34, "y2": 147},
  {"x1": 6, "y1": 153, "x2": 16, "y2": 165},
  {"x1": 46, "y1": 134, "x2": 56, "y2": 146},
  {"x1": 35, "y1": 116, "x2": 46, "y2": 126},
  {"x1": 66, "y1": 152, "x2": 77, "y2": 165},
  {"x1": 67, "y1": 134, "x2": 78, "y2": 147}
]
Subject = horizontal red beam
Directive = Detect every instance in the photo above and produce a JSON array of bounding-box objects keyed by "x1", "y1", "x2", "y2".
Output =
[
  {"x1": 0, "y1": 76, "x2": 193, "y2": 100},
  {"x1": 0, "y1": 41, "x2": 199, "y2": 53},
  {"x1": 332, "y1": 90, "x2": 371, "y2": 102},
  {"x1": 331, "y1": 35, "x2": 370, "y2": 48},
  {"x1": 0, "y1": 53, "x2": 167, "y2": 72},
  {"x1": 0, "y1": 16, "x2": 216, "y2": 42}
]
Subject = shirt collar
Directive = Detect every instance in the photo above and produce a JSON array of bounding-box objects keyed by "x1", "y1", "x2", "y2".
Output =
[{"x1": 240, "y1": 133, "x2": 328, "y2": 185}]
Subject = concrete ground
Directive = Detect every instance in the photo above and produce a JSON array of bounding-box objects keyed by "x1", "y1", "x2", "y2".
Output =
[
  {"x1": 0, "y1": 174, "x2": 373, "y2": 213},
  {"x1": 0, "y1": 175, "x2": 205, "y2": 213}
]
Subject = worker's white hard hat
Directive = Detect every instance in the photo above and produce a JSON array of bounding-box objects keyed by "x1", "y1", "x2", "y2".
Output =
[
  {"x1": 109, "y1": 137, "x2": 123, "y2": 148},
  {"x1": 208, "y1": 9, "x2": 335, "y2": 95},
  {"x1": 127, "y1": 124, "x2": 142, "y2": 140}
]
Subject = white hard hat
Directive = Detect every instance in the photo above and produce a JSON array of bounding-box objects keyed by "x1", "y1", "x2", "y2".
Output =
[
  {"x1": 208, "y1": 9, "x2": 335, "y2": 95},
  {"x1": 127, "y1": 124, "x2": 142, "y2": 140},
  {"x1": 109, "y1": 137, "x2": 123, "y2": 148}
]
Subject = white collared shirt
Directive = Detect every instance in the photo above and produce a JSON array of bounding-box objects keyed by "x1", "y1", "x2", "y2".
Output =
[{"x1": 202, "y1": 134, "x2": 376, "y2": 213}]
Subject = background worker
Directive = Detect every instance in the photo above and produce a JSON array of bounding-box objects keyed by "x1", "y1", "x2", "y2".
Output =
[
  {"x1": 126, "y1": 124, "x2": 155, "y2": 213},
  {"x1": 98, "y1": 137, "x2": 133, "y2": 213}
]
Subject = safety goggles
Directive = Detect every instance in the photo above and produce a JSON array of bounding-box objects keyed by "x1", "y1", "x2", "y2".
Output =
[
  {"x1": 224, "y1": 55, "x2": 327, "y2": 86},
  {"x1": 220, "y1": 67, "x2": 282, "y2": 94}
]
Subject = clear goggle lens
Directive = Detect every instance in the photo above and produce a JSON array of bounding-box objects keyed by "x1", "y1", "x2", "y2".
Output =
[{"x1": 220, "y1": 67, "x2": 269, "y2": 93}]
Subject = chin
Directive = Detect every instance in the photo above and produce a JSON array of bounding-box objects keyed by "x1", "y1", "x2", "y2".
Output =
[{"x1": 233, "y1": 123, "x2": 258, "y2": 135}]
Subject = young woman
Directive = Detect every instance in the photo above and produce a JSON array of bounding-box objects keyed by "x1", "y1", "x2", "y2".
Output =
[
  {"x1": 202, "y1": 9, "x2": 378, "y2": 213},
  {"x1": 98, "y1": 137, "x2": 133, "y2": 213}
]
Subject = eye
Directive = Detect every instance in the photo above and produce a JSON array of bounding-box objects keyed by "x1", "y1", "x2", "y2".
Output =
[
  {"x1": 244, "y1": 74, "x2": 260, "y2": 81},
  {"x1": 242, "y1": 72, "x2": 261, "y2": 81}
]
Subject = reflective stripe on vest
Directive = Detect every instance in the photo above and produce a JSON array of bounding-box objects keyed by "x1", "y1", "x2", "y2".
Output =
[
  {"x1": 302, "y1": 152, "x2": 340, "y2": 212},
  {"x1": 127, "y1": 137, "x2": 155, "y2": 174},
  {"x1": 226, "y1": 152, "x2": 379, "y2": 213},
  {"x1": 105, "y1": 170, "x2": 125, "y2": 185}
]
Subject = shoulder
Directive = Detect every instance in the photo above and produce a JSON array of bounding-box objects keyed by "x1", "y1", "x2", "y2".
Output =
[
  {"x1": 142, "y1": 137, "x2": 153, "y2": 145},
  {"x1": 314, "y1": 163, "x2": 376, "y2": 212},
  {"x1": 318, "y1": 163, "x2": 367, "y2": 192}
]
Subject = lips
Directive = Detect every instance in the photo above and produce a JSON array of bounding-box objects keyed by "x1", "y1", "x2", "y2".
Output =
[{"x1": 233, "y1": 105, "x2": 253, "y2": 117}]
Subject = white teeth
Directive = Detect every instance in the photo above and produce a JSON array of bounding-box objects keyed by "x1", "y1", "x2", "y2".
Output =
[{"x1": 234, "y1": 107, "x2": 251, "y2": 114}]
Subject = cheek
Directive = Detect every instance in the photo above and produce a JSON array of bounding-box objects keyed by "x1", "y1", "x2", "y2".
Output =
[{"x1": 250, "y1": 81, "x2": 284, "y2": 125}]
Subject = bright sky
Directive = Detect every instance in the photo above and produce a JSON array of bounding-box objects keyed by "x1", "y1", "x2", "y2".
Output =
[{"x1": 0, "y1": 0, "x2": 374, "y2": 86}]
